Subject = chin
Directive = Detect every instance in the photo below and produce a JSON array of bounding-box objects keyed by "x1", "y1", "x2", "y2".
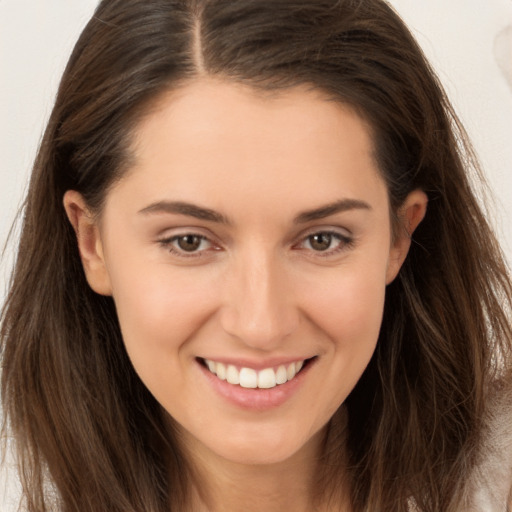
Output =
[{"x1": 205, "y1": 423, "x2": 325, "y2": 467}]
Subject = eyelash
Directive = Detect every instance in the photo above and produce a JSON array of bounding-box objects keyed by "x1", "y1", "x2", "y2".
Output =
[
  {"x1": 158, "y1": 234, "x2": 216, "y2": 258},
  {"x1": 295, "y1": 230, "x2": 354, "y2": 257},
  {"x1": 157, "y1": 230, "x2": 354, "y2": 259}
]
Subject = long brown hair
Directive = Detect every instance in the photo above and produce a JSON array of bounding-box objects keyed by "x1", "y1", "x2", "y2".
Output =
[{"x1": 2, "y1": 1, "x2": 511, "y2": 511}]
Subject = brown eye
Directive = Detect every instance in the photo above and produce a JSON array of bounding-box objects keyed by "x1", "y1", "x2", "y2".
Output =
[
  {"x1": 298, "y1": 231, "x2": 353, "y2": 255},
  {"x1": 308, "y1": 233, "x2": 333, "y2": 251},
  {"x1": 176, "y1": 235, "x2": 204, "y2": 252},
  {"x1": 159, "y1": 232, "x2": 216, "y2": 257}
]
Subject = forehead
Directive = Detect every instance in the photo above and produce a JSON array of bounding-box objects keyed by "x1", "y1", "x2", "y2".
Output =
[
  {"x1": 112, "y1": 79, "x2": 387, "y2": 218},
  {"x1": 131, "y1": 79, "x2": 376, "y2": 160}
]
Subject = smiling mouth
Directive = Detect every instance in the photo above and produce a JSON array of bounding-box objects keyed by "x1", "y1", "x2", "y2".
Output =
[{"x1": 199, "y1": 358, "x2": 313, "y2": 389}]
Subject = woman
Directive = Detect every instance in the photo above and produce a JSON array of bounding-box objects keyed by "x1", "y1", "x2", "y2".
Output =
[{"x1": 1, "y1": 0, "x2": 511, "y2": 511}]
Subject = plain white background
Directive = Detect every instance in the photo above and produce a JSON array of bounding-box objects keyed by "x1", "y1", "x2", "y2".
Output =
[{"x1": 1, "y1": 1, "x2": 512, "y2": 509}]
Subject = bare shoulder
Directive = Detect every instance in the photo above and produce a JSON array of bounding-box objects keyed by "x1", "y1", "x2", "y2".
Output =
[{"x1": 461, "y1": 379, "x2": 512, "y2": 511}]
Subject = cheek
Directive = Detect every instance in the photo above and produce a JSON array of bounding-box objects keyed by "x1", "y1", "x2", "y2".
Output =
[
  {"x1": 298, "y1": 259, "x2": 388, "y2": 409},
  {"x1": 303, "y1": 262, "x2": 387, "y2": 346},
  {"x1": 107, "y1": 263, "x2": 219, "y2": 376}
]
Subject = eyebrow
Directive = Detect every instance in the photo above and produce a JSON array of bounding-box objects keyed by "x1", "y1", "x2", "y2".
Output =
[
  {"x1": 293, "y1": 198, "x2": 371, "y2": 224},
  {"x1": 138, "y1": 198, "x2": 371, "y2": 224},
  {"x1": 138, "y1": 201, "x2": 230, "y2": 224}
]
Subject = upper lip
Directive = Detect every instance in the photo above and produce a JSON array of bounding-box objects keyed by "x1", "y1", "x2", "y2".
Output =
[{"x1": 197, "y1": 356, "x2": 314, "y2": 371}]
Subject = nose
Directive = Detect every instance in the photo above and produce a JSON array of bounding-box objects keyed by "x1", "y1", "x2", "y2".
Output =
[{"x1": 219, "y1": 249, "x2": 299, "y2": 351}]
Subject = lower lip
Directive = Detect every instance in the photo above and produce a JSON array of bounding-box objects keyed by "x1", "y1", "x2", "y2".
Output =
[{"x1": 197, "y1": 359, "x2": 314, "y2": 411}]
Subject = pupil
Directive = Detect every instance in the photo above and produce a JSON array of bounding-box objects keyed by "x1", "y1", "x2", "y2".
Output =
[
  {"x1": 178, "y1": 235, "x2": 201, "y2": 252},
  {"x1": 310, "y1": 233, "x2": 331, "y2": 251}
]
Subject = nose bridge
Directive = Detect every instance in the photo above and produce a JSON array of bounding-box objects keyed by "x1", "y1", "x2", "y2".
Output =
[{"x1": 220, "y1": 246, "x2": 298, "y2": 349}]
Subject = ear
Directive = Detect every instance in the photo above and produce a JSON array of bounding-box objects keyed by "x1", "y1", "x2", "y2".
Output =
[
  {"x1": 63, "y1": 190, "x2": 112, "y2": 295},
  {"x1": 386, "y1": 189, "x2": 428, "y2": 284}
]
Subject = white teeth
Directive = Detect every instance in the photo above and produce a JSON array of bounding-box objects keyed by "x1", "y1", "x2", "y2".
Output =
[
  {"x1": 239, "y1": 368, "x2": 258, "y2": 388},
  {"x1": 203, "y1": 358, "x2": 308, "y2": 389},
  {"x1": 276, "y1": 365, "x2": 288, "y2": 385},
  {"x1": 226, "y1": 365, "x2": 240, "y2": 385},
  {"x1": 206, "y1": 359, "x2": 217, "y2": 373},
  {"x1": 286, "y1": 363, "x2": 296, "y2": 381},
  {"x1": 258, "y1": 368, "x2": 276, "y2": 389},
  {"x1": 216, "y1": 362, "x2": 226, "y2": 380}
]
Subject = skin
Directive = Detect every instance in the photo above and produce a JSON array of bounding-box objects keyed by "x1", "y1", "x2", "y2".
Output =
[{"x1": 65, "y1": 79, "x2": 427, "y2": 511}]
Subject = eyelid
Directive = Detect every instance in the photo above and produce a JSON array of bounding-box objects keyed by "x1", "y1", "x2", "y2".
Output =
[
  {"x1": 294, "y1": 224, "x2": 353, "y2": 242},
  {"x1": 156, "y1": 225, "x2": 355, "y2": 259},
  {"x1": 157, "y1": 229, "x2": 222, "y2": 258},
  {"x1": 292, "y1": 227, "x2": 355, "y2": 256}
]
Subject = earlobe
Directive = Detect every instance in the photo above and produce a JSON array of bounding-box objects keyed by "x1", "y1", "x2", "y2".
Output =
[
  {"x1": 386, "y1": 189, "x2": 428, "y2": 284},
  {"x1": 63, "y1": 190, "x2": 112, "y2": 296}
]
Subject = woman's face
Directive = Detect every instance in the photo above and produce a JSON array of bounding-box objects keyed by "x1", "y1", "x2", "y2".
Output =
[{"x1": 67, "y1": 80, "x2": 425, "y2": 467}]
